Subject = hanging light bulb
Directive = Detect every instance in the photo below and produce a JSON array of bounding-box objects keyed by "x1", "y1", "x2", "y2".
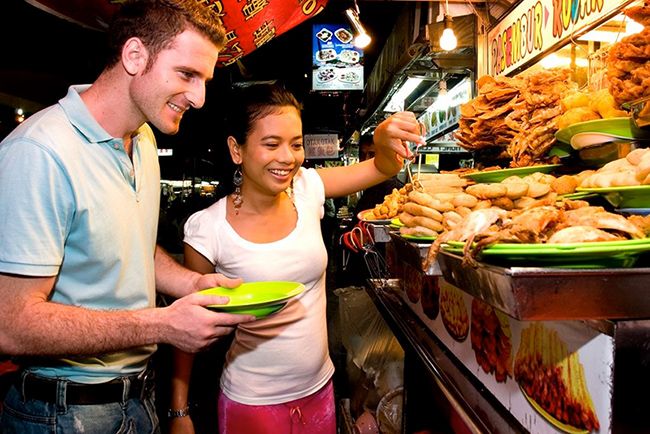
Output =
[
  {"x1": 437, "y1": 80, "x2": 450, "y2": 107},
  {"x1": 344, "y1": 6, "x2": 371, "y2": 48},
  {"x1": 440, "y1": 14, "x2": 457, "y2": 51}
]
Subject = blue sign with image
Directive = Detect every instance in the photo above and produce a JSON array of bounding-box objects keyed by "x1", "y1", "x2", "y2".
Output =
[{"x1": 312, "y1": 24, "x2": 364, "y2": 91}]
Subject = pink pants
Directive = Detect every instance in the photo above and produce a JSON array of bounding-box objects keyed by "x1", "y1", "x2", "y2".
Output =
[{"x1": 217, "y1": 379, "x2": 336, "y2": 434}]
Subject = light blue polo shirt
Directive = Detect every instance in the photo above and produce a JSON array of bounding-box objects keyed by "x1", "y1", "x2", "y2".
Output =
[{"x1": 0, "y1": 85, "x2": 160, "y2": 382}]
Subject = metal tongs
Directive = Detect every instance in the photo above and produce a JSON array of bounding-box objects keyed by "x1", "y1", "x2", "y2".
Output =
[
  {"x1": 340, "y1": 221, "x2": 390, "y2": 284},
  {"x1": 405, "y1": 122, "x2": 426, "y2": 191}
]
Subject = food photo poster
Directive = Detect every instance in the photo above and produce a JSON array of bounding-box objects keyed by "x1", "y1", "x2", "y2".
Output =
[{"x1": 312, "y1": 24, "x2": 364, "y2": 91}]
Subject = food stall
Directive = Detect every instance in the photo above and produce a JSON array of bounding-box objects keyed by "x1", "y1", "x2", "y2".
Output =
[{"x1": 354, "y1": 0, "x2": 650, "y2": 432}]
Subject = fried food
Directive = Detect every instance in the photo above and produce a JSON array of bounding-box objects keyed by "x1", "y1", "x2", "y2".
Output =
[
  {"x1": 547, "y1": 226, "x2": 625, "y2": 243},
  {"x1": 607, "y1": 4, "x2": 650, "y2": 107},
  {"x1": 503, "y1": 182, "x2": 529, "y2": 199},
  {"x1": 561, "y1": 91, "x2": 590, "y2": 110},
  {"x1": 399, "y1": 212, "x2": 444, "y2": 233},
  {"x1": 451, "y1": 193, "x2": 479, "y2": 208},
  {"x1": 508, "y1": 68, "x2": 576, "y2": 167},
  {"x1": 466, "y1": 183, "x2": 508, "y2": 199},
  {"x1": 399, "y1": 225, "x2": 438, "y2": 238},
  {"x1": 556, "y1": 107, "x2": 600, "y2": 129},
  {"x1": 550, "y1": 175, "x2": 578, "y2": 195},
  {"x1": 490, "y1": 196, "x2": 515, "y2": 210},
  {"x1": 408, "y1": 190, "x2": 455, "y2": 212},
  {"x1": 402, "y1": 202, "x2": 443, "y2": 221},
  {"x1": 524, "y1": 181, "x2": 552, "y2": 198}
]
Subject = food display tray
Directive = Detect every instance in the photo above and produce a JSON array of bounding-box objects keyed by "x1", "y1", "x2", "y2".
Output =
[{"x1": 437, "y1": 251, "x2": 650, "y2": 320}]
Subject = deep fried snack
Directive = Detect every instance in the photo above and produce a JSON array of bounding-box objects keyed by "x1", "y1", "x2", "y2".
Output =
[
  {"x1": 474, "y1": 200, "x2": 493, "y2": 210},
  {"x1": 561, "y1": 91, "x2": 590, "y2": 110},
  {"x1": 627, "y1": 148, "x2": 650, "y2": 165},
  {"x1": 399, "y1": 225, "x2": 439, "y2": 238},
  {"x1": 455, "y1": 206, "x2": 472, "y2": 217},
  {"x1": 551, "y1": 175, "x2": 578, "y2": 195},
  {"x1": 503, "y1": 183, "x2": 529, "y2": 200},
  {"x1": 514, "y1": 196, "x2": 539, "y2": 209},
  {"x1": 432, "y1": 193, "x2": 457, "y2": 203},
  {"x1": 402, "y1": 202, "x2": 443, "y2": 222},
  {"x1": 408, "y1": 190, "x2": 455, "y2": 212},
  {"x1": 451, "y1": 193, "x2": 479, "y2": 208},
  {"x1": 573, "y1": 169, "x2": 596, "y2": 186},
  {"x1": 556, "y1": 107, "x2": 600, "y2": 129},
  {"x1": 399, "y1": 212, "x2": 445, "y2": 232},
  {"x1": 491, "y1": 196, "x2": 515, "y2": 210},
  {"x1": 466, "y1": 183, "x2": 508, "y2": 200},
  {"x1": 635, "y1": 151, "x2": 650, "y2": 181},
  {"x1": 423, "y1": 185, "x2": 465, "y2": 195},
  {"x1": 442, "y1": 211, "x2": 463, "y2": 230},
  {"x1": 524, "y1": 181, "x2": 552, "y2": 198}
]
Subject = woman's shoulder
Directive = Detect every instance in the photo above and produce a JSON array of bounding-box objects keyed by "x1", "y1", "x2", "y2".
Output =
[{"x1": 185, "y1": 197, "x2": 227, "y2": 232}]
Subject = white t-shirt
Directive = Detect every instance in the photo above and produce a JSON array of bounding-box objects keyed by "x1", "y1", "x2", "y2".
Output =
[{"x1": 184, "y1": 167, "x2": 334, "y2": 405}]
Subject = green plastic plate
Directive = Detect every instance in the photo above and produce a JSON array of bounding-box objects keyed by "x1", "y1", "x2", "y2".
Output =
[
  {"x1": 555, "y1": 117, "x2": 650, "y2": 144},
  {"x1": 443, "y1": 239, "x2": 650, "y2": 268},
  {"x1": 399, "y1": 234, "x2": 437, "y2": 242},
  {"x1": 461, "y1": 164, "x2": 562, "y2": 183},
  {"x1": 575, "y1": 185, "x2": 650, "y2": 208},
  {"x1": 200, "y1": 281, "x2": 305, "y2": 318}
]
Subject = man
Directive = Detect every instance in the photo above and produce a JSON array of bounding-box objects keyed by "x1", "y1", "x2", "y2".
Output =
[{"x1": 0, "y1": 1, "x2": 254, "y2": 432}]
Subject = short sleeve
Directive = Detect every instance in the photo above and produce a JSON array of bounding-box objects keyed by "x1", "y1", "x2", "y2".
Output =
[
  {"x1": 0, "y1": 140, "x2": 74, "y2": 276},
  {"x1": 294, "y1": 168, "x2": 326, "y2": 219},
  {"x1": 183, "y1": 207, "x2": 221, "y2": 266}
]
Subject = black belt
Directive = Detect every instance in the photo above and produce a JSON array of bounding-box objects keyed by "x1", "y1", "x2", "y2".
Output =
[{"x1": 15, "y1": 368, "x2": 155, "y2": 405}]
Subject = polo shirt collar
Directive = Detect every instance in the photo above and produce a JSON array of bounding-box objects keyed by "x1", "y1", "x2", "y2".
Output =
[{"x1": 58, "y1": 85, "x2": 115, "y2": 144}]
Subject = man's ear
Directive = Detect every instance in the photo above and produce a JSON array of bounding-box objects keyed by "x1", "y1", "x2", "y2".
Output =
[
  {"x1": 122, "y1": 37, "x2": 149, "y2": 76},
  {"x1": 227, "y1": 136, "x2": 243, "y2": 165}
]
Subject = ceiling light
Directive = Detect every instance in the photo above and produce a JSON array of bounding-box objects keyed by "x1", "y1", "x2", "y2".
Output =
[
  {"x1": 437, "y1": 80, "x2": 449, "y2": 106},
  {"x1": 384, "y1": 77, "x2": 423, "y2": 112},
  {"x1": 344, "y1": 7, "x2": 371, "y2": 48},
  {"x1": 440, "y1": 15, "x2": 457, "y2": 51}
]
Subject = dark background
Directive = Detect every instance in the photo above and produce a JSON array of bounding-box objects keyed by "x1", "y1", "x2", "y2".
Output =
[{"x1": 0, "y1": 0, "x2": 406, "y2": 180}]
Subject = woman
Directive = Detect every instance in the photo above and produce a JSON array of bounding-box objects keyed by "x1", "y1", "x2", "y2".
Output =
[{"x1": 169, "y1": 83, "x2": 423, "y2": 433}]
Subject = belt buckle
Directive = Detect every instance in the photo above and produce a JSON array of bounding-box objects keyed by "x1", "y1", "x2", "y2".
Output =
[{"x1": 137, "y1": 367, "x2": 154, "y2": 401}]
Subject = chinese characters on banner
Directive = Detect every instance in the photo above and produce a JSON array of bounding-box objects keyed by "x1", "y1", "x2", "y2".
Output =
[
  {"x1": 304, "y1": 133, "x2": 338, "y2": 159},
  {"x1": 312, "y1": 24, "x2": 364, "y2": 91},
  {"x1": 25, "y1": 0, "x2": 328, "y2": 67}
]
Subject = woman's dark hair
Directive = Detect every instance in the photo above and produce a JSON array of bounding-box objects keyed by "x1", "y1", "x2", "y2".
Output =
[
  {"x1": 215, "y1": 83, "x2": 302, "y2": 199},
  {"x1": 105, "y1": 0, "x2": 226, "y2": 70},
  {"x1": 225, "y1": 83, "x2": 303, "y2": 145}
]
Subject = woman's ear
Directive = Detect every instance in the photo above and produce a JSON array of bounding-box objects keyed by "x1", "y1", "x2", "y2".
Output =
[
  {"x1": 122, "y1": 37, "x2": 149, "y2": 76},
  {"x1": 227, "y1": 136, "x2": 243, "y2": 165}
]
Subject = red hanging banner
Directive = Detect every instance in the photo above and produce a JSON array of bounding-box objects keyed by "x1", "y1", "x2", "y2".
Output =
[{"x1": 24, "y1": 0, "x2": 327, "y2": 66}]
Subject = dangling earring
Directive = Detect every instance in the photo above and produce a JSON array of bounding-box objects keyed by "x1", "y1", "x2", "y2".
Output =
[
  {"x1": 286, "y1": 178, "x2": 295, "y2": 203},
  {"x1": 232, "y1": 166, "x2": 243, "y2": 214}
]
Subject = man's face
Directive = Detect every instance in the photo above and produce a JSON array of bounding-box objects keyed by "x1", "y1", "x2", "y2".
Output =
[
  {"x1": 130, "y1": 29, "x2": 219, "y2": 135},
  {"x1": 359, "y1": 142, "x2": 376, "y2": 161}
]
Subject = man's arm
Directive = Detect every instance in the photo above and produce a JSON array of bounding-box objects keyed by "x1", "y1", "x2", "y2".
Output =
[
  {"x1": 0, "y1": 271, "x2": 253, "y2": 356},
  {"x1": 154, "y1": 245, "x2": 243, "y2": 298}
]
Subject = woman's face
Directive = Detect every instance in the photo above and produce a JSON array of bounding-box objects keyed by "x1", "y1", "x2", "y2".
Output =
[{"x1": 237, "y1": 106, "x2": 304, "y2": 197}]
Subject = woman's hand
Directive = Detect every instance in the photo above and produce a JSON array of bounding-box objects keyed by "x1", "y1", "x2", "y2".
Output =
[
  {"x1": 169, "y1": 415, "x2": 195, "y2": 434},
  {"x1": 372, "y1": 111, "x2": 425, "y2": 176}
]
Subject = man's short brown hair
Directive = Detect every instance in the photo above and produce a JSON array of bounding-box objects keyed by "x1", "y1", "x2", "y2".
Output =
[{"x1": 106, "y1": 0, "x2": 226, "y2": 70}]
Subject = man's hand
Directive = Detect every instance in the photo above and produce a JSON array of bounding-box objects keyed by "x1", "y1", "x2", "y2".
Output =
[
  {"x1": 193, "y1": 273, "x2": 243, "y2": 292},
  {"x1": 161, "y1": 292, "x2": 254, "y2": 353}
]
